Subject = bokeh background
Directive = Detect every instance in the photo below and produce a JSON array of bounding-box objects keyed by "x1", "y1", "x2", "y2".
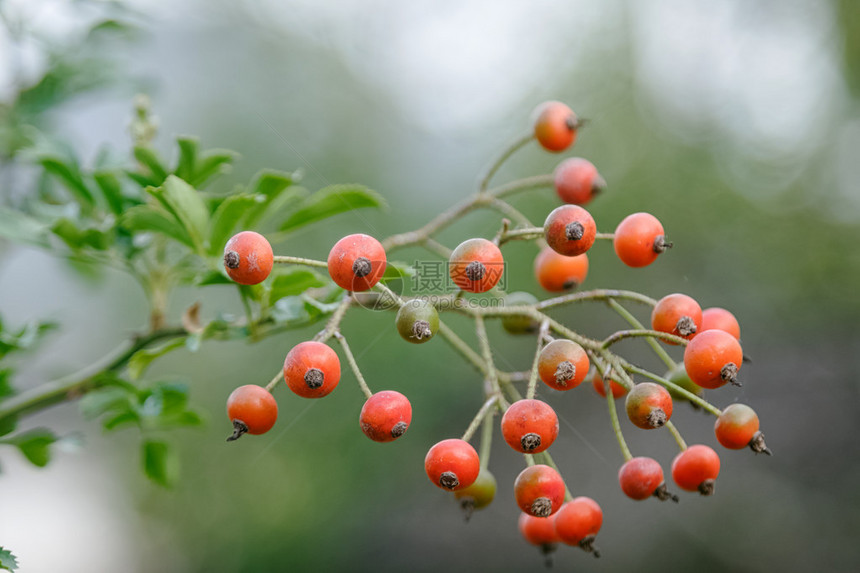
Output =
[{"x1": 1, "y1": 0, "x2": 860, "y2": 571}]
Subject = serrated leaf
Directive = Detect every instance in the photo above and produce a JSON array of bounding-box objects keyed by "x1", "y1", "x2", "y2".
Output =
[
  {"x1": 174, "y1": 137, "x2": 198, "y2": 182},
  {"x1": 279, "y1": 184, "x2": 386, "y2": 232},
  {"x1": 133, "y1": 146, "x2": 169, "y2": 183},
  {"x1": 0, "y1": 207, "x2": 50, "y2": 247},
  {"x1": 127, "y1": 337, "x2": 186, "y2": 380},
  {"x1": 120, "y1": 204, "x2": 194, "y2": 248},
  {"x1": 208, "y1": 193, "x2": 260, "y2": 256},
  {"x1": 93, "y1": 171, "x2": 125, "y2": 215},
  {"x1": 5, "y1": 428, "x2": 57, "y2": 467},
  {"x1": 190, "y1": 150, "x2": 236, "y2": 187},
  {"x1": 269, "y1": 268, "x2": 326, "y2": 303},
  {"x1": 39, "y1": 156, "x2": 95, "y2": 208},
  {"x1": 0, "y1": 546, "x2": 19, "y2": 571},
  {"x1": 147, "y1": 176, "x2": 210, "y2": 253},
  {"x1": 142, "y1": 439, "x2": 177, "y2": 488},
  {"x1": 79, "y1": 387, "x2": 132, "y2": 420}
]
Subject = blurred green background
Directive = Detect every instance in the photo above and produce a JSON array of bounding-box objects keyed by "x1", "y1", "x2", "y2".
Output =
[{"x1": 1, "y1": 0, "x2": 859, "y2": 571}]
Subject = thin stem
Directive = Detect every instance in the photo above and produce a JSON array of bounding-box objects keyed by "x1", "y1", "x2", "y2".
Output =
[
  {"x1": 272, "y1": 255, "x2": 329, "y2": 268},
  {"x1": 601, "y1": 329, "x2": 688, "y2": 349},
  {"x1": 0, "y1": 327, "x2": 186, "y2": 424},
  {"x1": 594, "y1": 353, "x2": 633, "y2": 461},
  {"x1": 606, "y1": 298, "x2": 676, "y2": 370},
  {"x1": 373, "y1": 282, "x2": 405, "y2": 308},
  {"x1": 478, "y1": 409, "x2": 494, "y2": 470},
  {"x1": 477, "y1": 131, "x2": 534, "y2": 193},
  {"x1": 536, "y1": 289, "x2": 657, "y2": 312},
  {"x1": 539, "y1": 450, "x2": 573, "y2": 502},
  {"x1": 333, "y1": 331, "x2": 373, "y2": 399},
  {"x1": 594, "y1": 232, "x2": 614, "y2": 240},
  {"x1": 665, "y1": 421, "x2": 688, "y2": 451},
  {"x1": 488, "y1": 174, "x2": 554, "y2": 198},
  {"x1": 498, "y1": 226, "x2": 545, "y2": 246},
  {"x1": 437, "y1": 321, "x2": 487, "y2": 377},
  {"x1": 526, "y1": 320, "x2": 550, "y2": 400},
  {"x1": 485, "y1": 197, "x2": 533, "y2": 228},
  {"x1": 461, "y1": 395, "x2": 499, "y2": 442},
  {"x1": 624, "y1": 363, "x2": 722, "y2": 417},
  {"x1": 474, "y1": 315, "x2": 508, "y2": 409},
  {"x1": 313, "y1": 294, "x2": 353, "y2": 343},
  {"x1": 264, "y1": 369, "x2": 283, "y2": 393},
  {"x1": 421, "y1": 237, "x2": 453, "y2": 259},
  {"x1": 523, "y1": 453, "x2": 536, "y2": 467}
]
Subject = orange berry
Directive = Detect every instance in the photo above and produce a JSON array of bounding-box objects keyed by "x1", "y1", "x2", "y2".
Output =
[{"x1": 223, "y1": 231, "x2": 274, "y2": 285}]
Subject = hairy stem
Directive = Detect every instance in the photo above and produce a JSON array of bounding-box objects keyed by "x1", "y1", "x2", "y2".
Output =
[
  {"x1": 462, "y1": 395, "x2": 499, "y2": 442},
  {"x1": 333, "y1": 331, "x2": 373, "y2": 399},
  {"x1": 606, "y1": 298, "x2": 676, "y2": 370}
]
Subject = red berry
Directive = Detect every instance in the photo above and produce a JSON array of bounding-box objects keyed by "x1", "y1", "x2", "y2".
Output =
[
  {"x1": 223, "y1": 231, "x2": 274, "y2": 285},
  {"x1": 514, "y1": 464, "x2": 566, "y2": 517},
  {"x1": 501, "y1": 399, "x2": 559, "y2": 454},
  {"x1": 327, "y1": 233, "x2": 387, "y2": 292},
  {"x1": 543, "y1": 205, "x2": 597, "y2": 257},
  {"x1": 651, "y1": 293, "x2": 703, "y2": 343},
  {"x1": 538, "y1": 339, "x2": 590, "y2": 391},
  {"x1": 424, "y1": 439, "x2": 480, "y2": 491},
  {"x1": 519, "y1": 511, "x2": 560, "y2": 546},
  {"x1": 226, "y1": 385, "x2": 278, "y2": 441},
  {"x1": 532, "y1": 101, "x2": 580, "y2": 152},
  {"x1": 554, "y1": 497, "x2": 603, "y2": 555},
  {"x1": 591, "y1": 372, "x2": 627, "y2": 399},
  {"x1": 671, "y1": 444, "x2": 721, "y2": 495},
  {"x1": 533, "y1": 247, "x2": 589, "y2": 292},
  {"x1": 448, "y1": 238, "x2": 505, "y2": 293},
  {"x1": 283, "y1": 341, "x2": 341, "y2": 398},
  {"x1": 683, "y1": 329, "x2": 743, "y2": 389},
  {"x1": 714, "y1": 403, "x2": 769, "y2": 453},
  {"x1": 359, "y1": 390, "x2": 412, "y2": 442},
  {"x1": 613, "y1": 212, "x2": 671, "y2": 267},
  {"x1": 454, "y1": 468, "x2": 497, "y2": 518},
  {"x1": 700, "y1": 307, "x2": 741, "y2": 340},
  {"x1": 618, "y1": 457, "x2": 676, "y2": 501},
  {"x1": 553, "y1": 157, "x2": 605, "y2": 205},
  {"x1": 625, "y1": 382, "x2": 673, "y2": 429}
]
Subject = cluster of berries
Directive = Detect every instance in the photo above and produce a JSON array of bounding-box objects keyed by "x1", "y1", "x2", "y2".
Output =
[{"x1": 219, "y1": 100, "x2": 769, "y2": 561}]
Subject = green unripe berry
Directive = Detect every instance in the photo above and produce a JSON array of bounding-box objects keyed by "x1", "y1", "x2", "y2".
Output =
[
  {"x1": 454, "y1": 468, "x2": 497, "y2": 520},
  {"x1": 395, "y1": 299, "x2": 439, "y2": 344},
  {"x1": 501, "y1": 292, "x2": 539, "y2": 334}
]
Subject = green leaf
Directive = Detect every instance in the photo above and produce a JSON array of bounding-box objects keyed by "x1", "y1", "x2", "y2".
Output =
[
  {"x1": 0, "y1": 546, "x2": 19, "y2": 571},
  {"x1": 0, "y1": 415, "x2": 16, "y2": 439},
  {"x1": 174, "y1": 137, "x2": 198, "y2": 182},
  {"x1": 0, "y1": 207, "x2": 50, "y2": 247},
  {"x1": 4, "y1": 428, "x2": 57, "y2": 467},
  {"x1": 208, "y1": 193, "x2": 260, "y2": 256},
  {"x1": 142, "y1": 439, "x2": 177, "y2": 488},
  {"x1": 127, "y1": 338, "x2": 186, "y2": 380},
  {"x1": 269, "y1": 268, "x2": 326, "y2": 302},
  {"x1": 39, "y1": 156, "x2": 95, "y2": 209},
  {"x1": 189, "y1": 150, "x2": 236, "y2": 187},
  {"x1": 140, "y1": 382, "x2": 189, "y2": 418},
  {"x1": 0, "y1": 369, "x2": 13, "y2": 399},
  {"x1": 278, "y1": 184, "x2": 386, "y2": 232},
  {"x1": 380, "y1": 260, "x2": 415, "y2": 285},
  {"x1": 93, "y1": 171, "x2": 125, "y2": 215},
  {"x1": 147, "y1": 176, "x2": 210, "y2": 253},
  {"x1": 79, "y1": 387, "x2": 132, "y2": 420},
  {"x1": 271, "y1": 296, "x2": 310, "y2": 323},
  {"x1": 120, "y1": 204, "x2": 195, "y2": 248},
  {"x1": 133, "y1": 145, "x2": 169, "y2": 183},
  {"x1": 125, "y1": 170, "x2": 161, "y2": 188},
  {"x1": 196, "y1": 270, "x2": 234, "y2": 286},
  {"x1": 50, "y1": 218, "x2": 111, "y2": 251},
  {"x1": 242, "y1": 169, "x2": 295, "y2": 226},
  {"x1": 102, "y1": 411, "x2": 139, "y2": 431}
]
